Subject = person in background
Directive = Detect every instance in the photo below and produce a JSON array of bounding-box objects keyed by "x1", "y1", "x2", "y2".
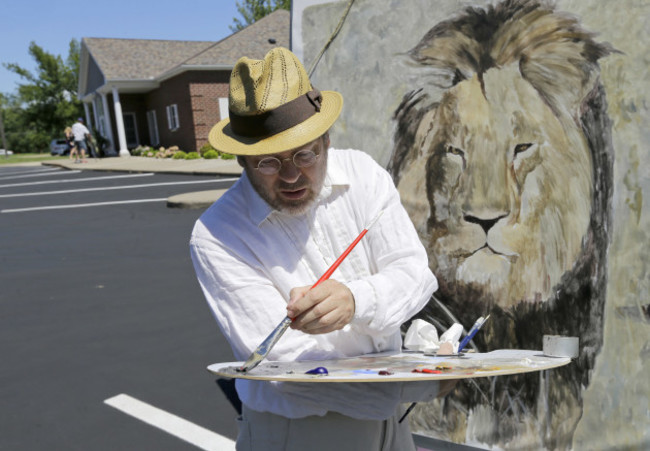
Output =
[
  {"x1": 64, "y1": 126, "x2": 78, "y2": 162},
  {"x1": 71, "y1": 118, "x2": 90, "y2": 163},
  {"x1": 190, "y1": 47, "x2": 454, "y2": 451}
]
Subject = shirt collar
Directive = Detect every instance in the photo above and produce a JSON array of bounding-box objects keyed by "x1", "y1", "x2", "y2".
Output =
[
  {"x1": 243, "y1": 149, "x2": 350, "y2": 227},
  {"x1": 241, "y1": 171, "x2": 273, "y2": 227}
]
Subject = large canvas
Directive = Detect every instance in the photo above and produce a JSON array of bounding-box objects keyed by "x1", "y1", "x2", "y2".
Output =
[{"x1": 295, "y1": 0, "x2": 649, "y2": 449}]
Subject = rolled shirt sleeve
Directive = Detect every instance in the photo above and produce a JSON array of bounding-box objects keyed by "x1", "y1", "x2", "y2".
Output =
[{"x1": 340, "y1": 151, "x2": 437, "y2": 336}]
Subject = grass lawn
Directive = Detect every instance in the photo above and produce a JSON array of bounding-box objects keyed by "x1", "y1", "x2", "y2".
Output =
[{"x1": 0, "y1": 153, "x2": 65, "y2": 165}]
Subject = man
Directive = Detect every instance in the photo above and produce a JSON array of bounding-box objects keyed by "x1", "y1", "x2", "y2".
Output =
[
  {"x1": 190, "y1": 47, "x2": 449, "y2": 451},
  {"x1": 71, "y1": 117, "x2": 90, "y2": 163}
]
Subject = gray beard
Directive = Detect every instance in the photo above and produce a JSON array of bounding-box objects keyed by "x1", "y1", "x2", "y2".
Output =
[{"x1": 246, "y1": 170, "x2": 324, "y2": 216}]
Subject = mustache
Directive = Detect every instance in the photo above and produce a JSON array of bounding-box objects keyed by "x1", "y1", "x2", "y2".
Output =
[{"x1": 279, "y1": 179, "x2": 308, "y2": 191}]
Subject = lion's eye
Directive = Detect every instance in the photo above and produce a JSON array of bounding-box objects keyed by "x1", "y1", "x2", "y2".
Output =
[
  {"x1": 514, "y1": 143, "x2": 533, "y2": 156},
  {"x1": 446, "y1": 145, "x2": 464, "y2": 156}
]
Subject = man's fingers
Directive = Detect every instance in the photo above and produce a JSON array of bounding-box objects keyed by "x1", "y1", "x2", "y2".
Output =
[
  {"x1": 287, "y1": 285, "x2": 314, "y2": 317},
  {"x1": 290, "y1": 299, "x2": 336, "y2": 329},
  {"x1": 287, "y1": 280, "x2": 355, "y2": 334},
  {"x1": 287, "y1": 282, "x2": 334, "y2": 316},
  {"x1": 288, "y1": 285, "x2": 311, "y2": 304},
  {"x1": 296, "y1": 309, "x2": 346, "y2": 335},
  {"x1": 291, "y1": 298, "x2": 353, "y2": 333}
]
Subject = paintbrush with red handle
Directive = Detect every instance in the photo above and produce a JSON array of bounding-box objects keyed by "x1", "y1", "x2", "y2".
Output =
[{"x1": 238, "y1": 209, "x2": 385, "y2": 372}]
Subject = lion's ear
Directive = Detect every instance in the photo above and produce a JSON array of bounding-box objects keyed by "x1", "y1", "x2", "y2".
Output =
[
  {"x1": 409, "y1": 29, "x2": 480, "y2": 85},
  {"x1": 519, "y1": 40, "x2": 609, "y2": 122}
]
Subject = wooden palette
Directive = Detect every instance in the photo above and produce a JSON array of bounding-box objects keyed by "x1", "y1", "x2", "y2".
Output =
[{"x1": 207, "y1": 349, "x2": 571, "y2": 383}]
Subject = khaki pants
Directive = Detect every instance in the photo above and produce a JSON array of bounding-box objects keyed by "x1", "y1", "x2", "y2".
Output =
[{"x1": 237, "y1": 405, "x2": 416, "y2": 451}]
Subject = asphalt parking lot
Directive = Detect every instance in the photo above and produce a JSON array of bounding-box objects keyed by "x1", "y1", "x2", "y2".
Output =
[{"x1": 0, "y1": 165, "x2": 240, "y2": 450}]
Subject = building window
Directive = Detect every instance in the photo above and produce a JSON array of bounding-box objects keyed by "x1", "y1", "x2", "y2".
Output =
[
  {"x1": 218, "y1": 97, "x2": 229, "y2": 120},
  {"x1": 147, "y1": 110, "x2": 160, "y2": 146},
  {"x1": 166, "y1": 104, "x2": 180, "y2": 131}
]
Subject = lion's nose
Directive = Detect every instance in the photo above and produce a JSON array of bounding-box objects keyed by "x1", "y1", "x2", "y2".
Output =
[{"x1": 463, "y1": 213, "x2": 506, "y2": 233}]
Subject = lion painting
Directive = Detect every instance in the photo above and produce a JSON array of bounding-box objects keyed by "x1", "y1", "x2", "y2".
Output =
[{"x1": 390, "y1": 0, "x2": 615, "y2": 448}]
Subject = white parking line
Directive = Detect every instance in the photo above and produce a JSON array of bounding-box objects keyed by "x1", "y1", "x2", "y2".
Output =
[
  {"x1": 104, "y1": 394, "x2": 236, "y2": 451},
  {"x1": 1, "y1": 198, "x2": 168, "y2": 213},
  {"x1": 0, "y1": 178, "x2": 237, "y2": 198},
  {"x1": 0, "y1": 166, "x2": 61, "y2": 175},
  {"x1": 0, "y1": 169, "x2": 80, "y2": 180},
  {"x1": 0, "y1": 172, "x2": 154, "y2": 188}
]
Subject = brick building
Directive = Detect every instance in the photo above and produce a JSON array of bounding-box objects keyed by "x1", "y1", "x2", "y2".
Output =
[{"x1": 77, "y1": 10, "x2": 290, "y2": 156}]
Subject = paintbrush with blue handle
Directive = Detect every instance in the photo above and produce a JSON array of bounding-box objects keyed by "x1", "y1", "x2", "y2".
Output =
[
  {"x1": 400, "y1": 314, "x2": 491, "y2": 424},
  {"x1": 457, "y1": 314, "x2": 490, "y2": 353}
]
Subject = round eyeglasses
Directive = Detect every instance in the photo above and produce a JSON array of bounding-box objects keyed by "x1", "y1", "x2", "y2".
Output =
[{"x1": 255, "y1": 149, "x2": 320, "y2": 175}]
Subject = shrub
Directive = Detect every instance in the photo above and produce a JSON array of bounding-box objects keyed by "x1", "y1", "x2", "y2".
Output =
[
  {"x1": 131, "y1": 145, "x2": 150, "y2": 156},
  {"x1": 200, "y1": 143, "x2": 214, "y2": 155},
  {"x1": 219, "y1": 152, "x2": 236, "y2": 160},
  {"x1": 203, "y1": 149, "x2": 219, "y2": 159},
  {"x1": 185, "y1": 151, "x2": 200, "y2": 160},
  {"x1": 157, "y1": 147, "x2": 180, "y2": 158},
  {"x1": 172, "y1": 151, "x2": 187, "y2": 159}
]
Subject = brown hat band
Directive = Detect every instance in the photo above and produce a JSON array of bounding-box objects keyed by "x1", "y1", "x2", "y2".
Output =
[{"x1": 229, "y1": 89, "x2": 323, "y2": 138}]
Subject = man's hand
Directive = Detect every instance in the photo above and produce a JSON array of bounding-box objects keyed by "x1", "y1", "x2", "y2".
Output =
[{"x1": 286, "y1": 279, "x2": 355, "y2": 334}]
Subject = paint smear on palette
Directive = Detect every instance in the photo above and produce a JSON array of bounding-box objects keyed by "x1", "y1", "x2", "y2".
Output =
[
  {"x1": 220, "y1": 366, "x2": 245, "y2": 376},
  {"x1": 410, "y1": 363, "x2": 483, "y2": 376},
  {"x1": 412, "y1": 368, "x2": 443, "y2": 374},
  {"x1": 305, "y1": 366, "x2": 328, "y2": 375}
]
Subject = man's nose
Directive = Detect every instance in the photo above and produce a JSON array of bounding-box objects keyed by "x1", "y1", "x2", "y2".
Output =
[{"x1": 278, "y1": 159, "x2": 301, "y2": 182}]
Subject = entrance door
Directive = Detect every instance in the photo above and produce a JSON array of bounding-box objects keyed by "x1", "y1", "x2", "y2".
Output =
[{"x1": 123, "y1": 112, "x2": 139, "y2": 148}]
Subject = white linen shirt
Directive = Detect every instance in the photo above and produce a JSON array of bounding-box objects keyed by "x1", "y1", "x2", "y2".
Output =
[
  {"x1": 71, "y1": 122, "x2": 90, "y2": 141},
  {"x1": 190, "y1": 148, "x2": 438, "y2": 420}
]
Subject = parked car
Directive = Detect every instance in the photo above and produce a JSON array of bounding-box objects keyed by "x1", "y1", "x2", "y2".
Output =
[
  {"x1": 0, "y1": 149, "x2": 14, "y2": 156},
  {"x1": 50, "y1": 139, "x2": 69, "y2": 156}
]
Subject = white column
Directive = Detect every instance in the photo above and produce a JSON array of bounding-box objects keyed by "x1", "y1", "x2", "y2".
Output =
[
  {"x1": 83, "y1": 102, "x2": 92, "y2": 126},
  {"x1": 90, "y1": 96, "x2": 100, "y2": 133},
  {"x1": 111, "y1": 86, "x2": 130, "y2": 157},
  {"x1": 100, "y1": 92, "x2": 116, "y2": 155}
]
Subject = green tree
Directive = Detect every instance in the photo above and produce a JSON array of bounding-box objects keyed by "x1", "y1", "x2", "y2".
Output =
[
  {"x1": 0, "y1": 94, "x2": 8, "y2": 157},
  {"x1": 230, "y1": 0, "x2": 290, "y2": 32},
  {"x1": 2, "y1": 39, "x2": 82, "y2": 153}
]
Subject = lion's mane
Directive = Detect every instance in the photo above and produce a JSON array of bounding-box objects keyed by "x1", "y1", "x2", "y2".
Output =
[{"x1": 390, "y1": 0, "x2": 615, "y2": 448}]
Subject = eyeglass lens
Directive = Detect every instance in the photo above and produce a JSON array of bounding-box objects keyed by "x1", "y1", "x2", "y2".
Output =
[{"x1": 256, "y1": 149, "x2": 318, "y2": 175}]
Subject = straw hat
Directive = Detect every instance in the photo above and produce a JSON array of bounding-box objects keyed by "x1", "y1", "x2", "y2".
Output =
[{"x1": 208, "y1": 47, "x2": 343, "y2": 156}]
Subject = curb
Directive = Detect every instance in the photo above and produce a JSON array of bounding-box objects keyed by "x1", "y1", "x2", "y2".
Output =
[
  {"x1": 41, "y1": 157, "x2": 243, "y2": 177},
  {"x1": 167, "y1": 189, "x2": 228, "y2": 209},
  {"x1": 39, "y1": 158, "x2": 240, "y2": 209}
]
